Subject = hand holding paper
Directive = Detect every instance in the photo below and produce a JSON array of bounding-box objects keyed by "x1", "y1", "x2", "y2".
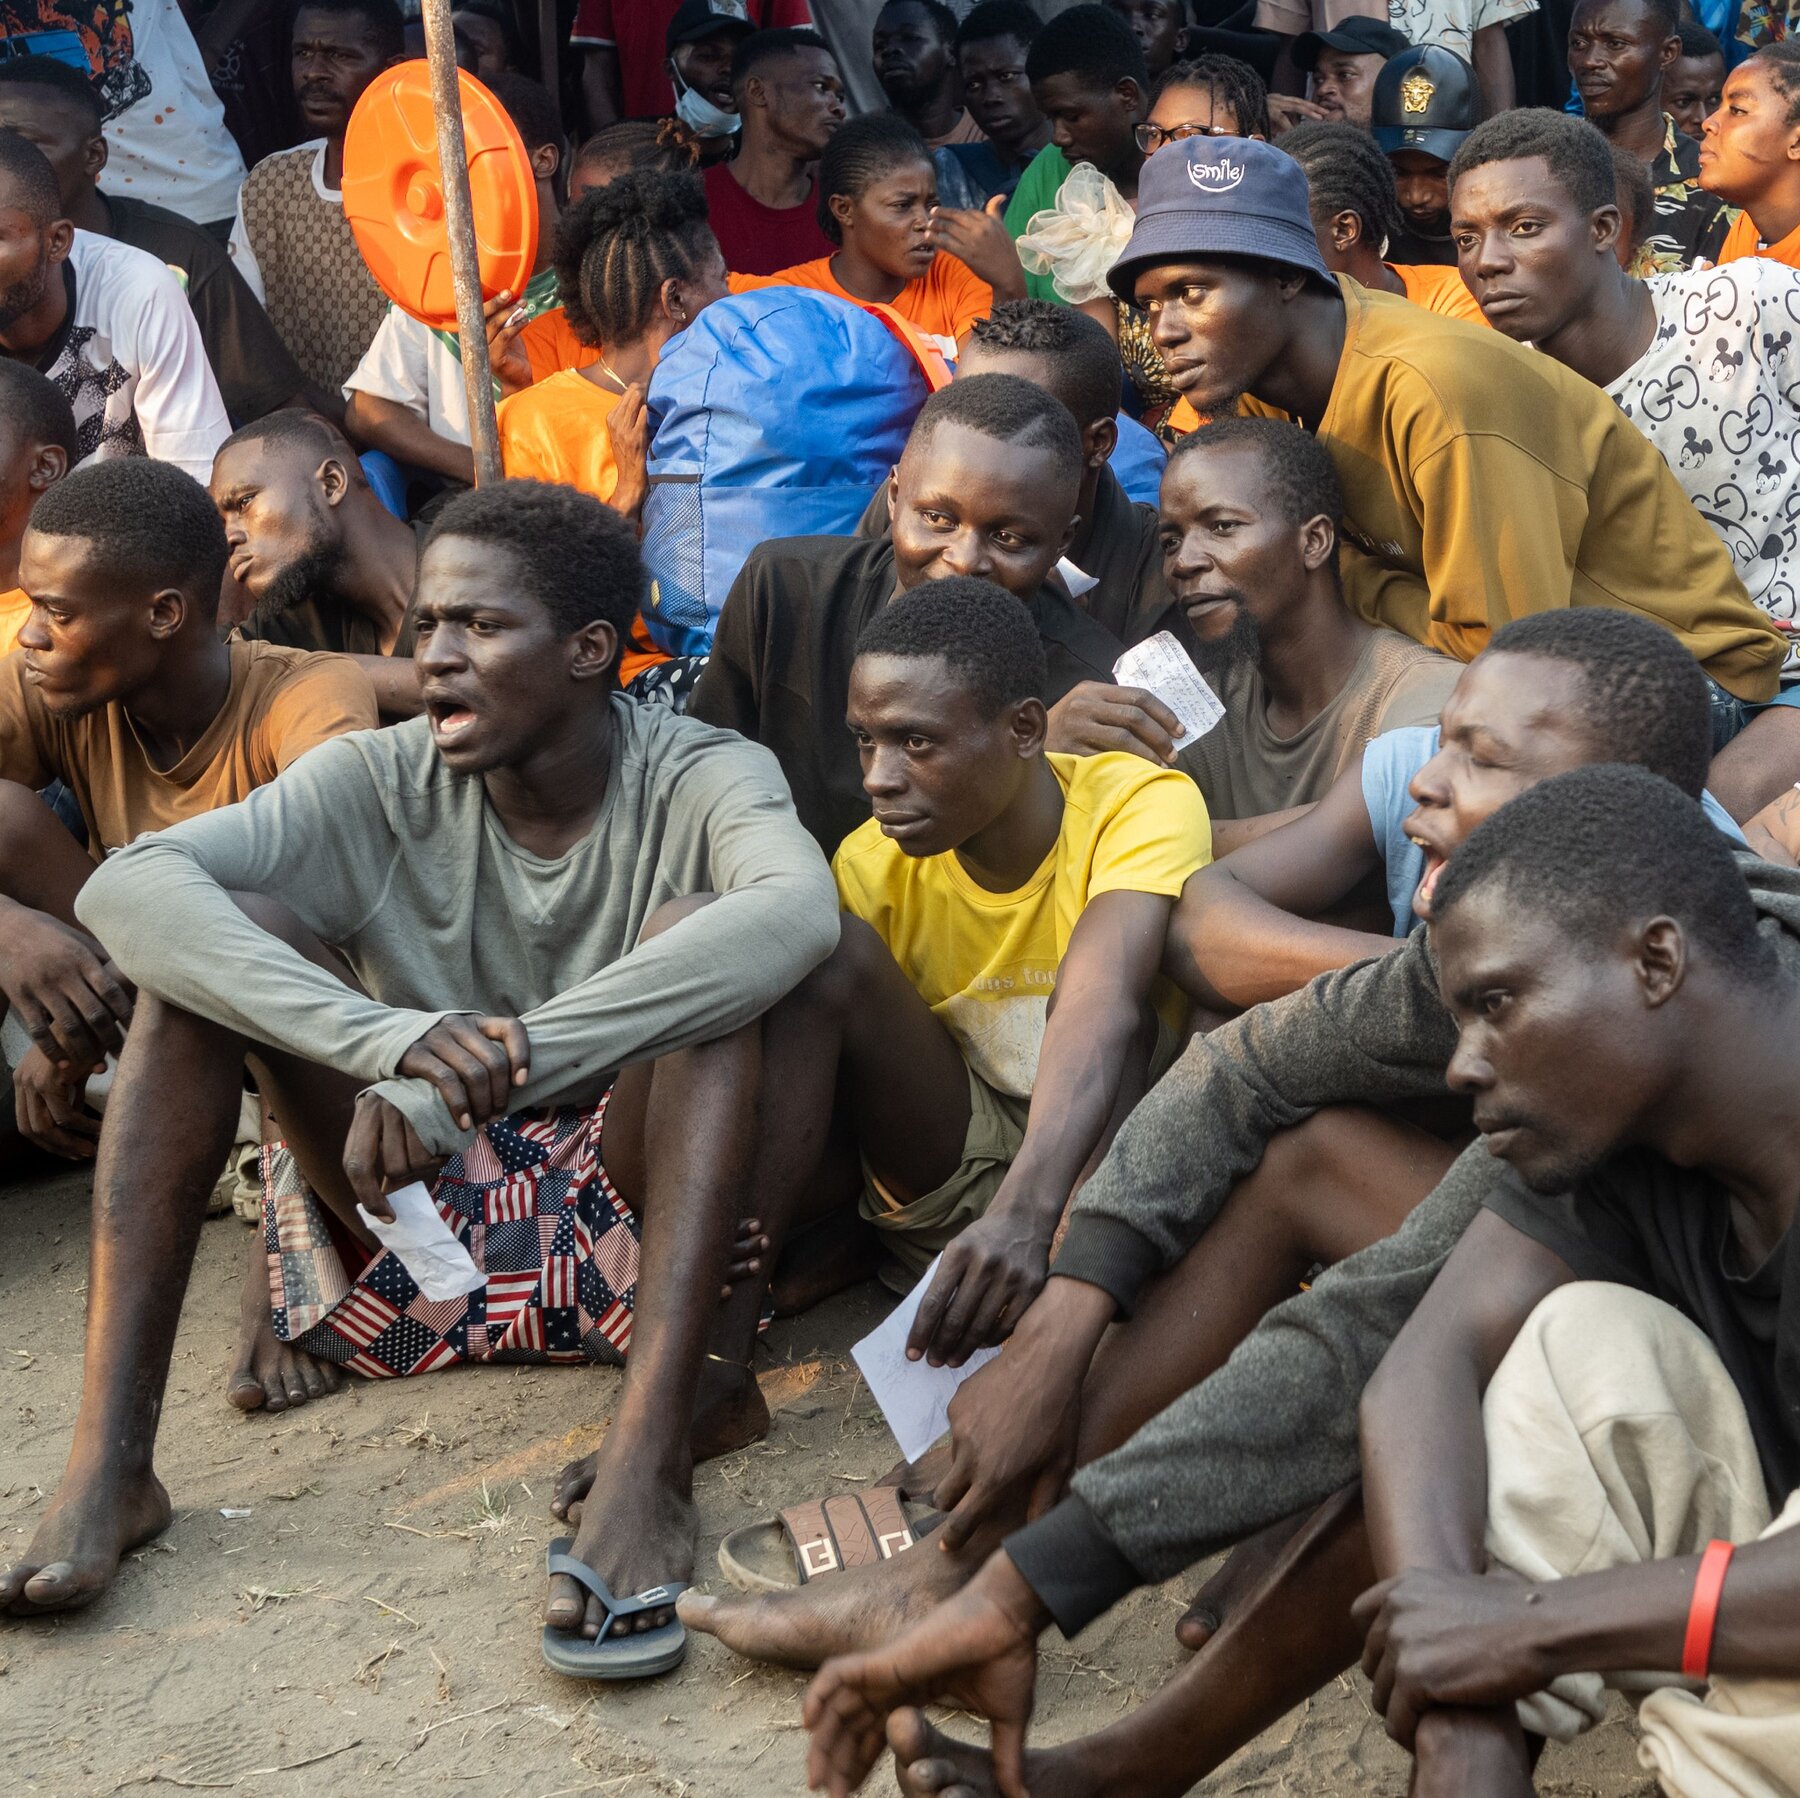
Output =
[
  {"x1": 1112, "y1": 632, "x2": 1226, "y2": 748},
  {"x1": 355, "y1": 1180, "x2": 485, "y2": 1302},
  {"x1": 853, "y1": 1256, "x2": 1000, "y2": 1463}
]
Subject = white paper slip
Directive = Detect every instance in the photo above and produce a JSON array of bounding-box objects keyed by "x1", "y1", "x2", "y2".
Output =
[
  {"x1": 851, "y1": 1255, "x2": 1000, "y2": 1464},
  {"x1": 356, "y1": 1181, "x2": 486, "y2": 1302},
  {"x1": 1111, "y1": 631, "x2": 1226, "y2": 747}
]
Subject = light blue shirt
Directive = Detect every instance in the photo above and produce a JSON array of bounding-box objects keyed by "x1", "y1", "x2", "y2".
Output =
[{"x1": 1361, "y1": 726, "x2": 1748, "y2": 938}]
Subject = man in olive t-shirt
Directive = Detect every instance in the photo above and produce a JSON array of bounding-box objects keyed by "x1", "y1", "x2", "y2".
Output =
[
  {"x1": 1167, "y1": 418, "x2": 1461, "y2": 821},
  {"x1": 0, "y1": 459, "x2": 374, "y2": 1170}
]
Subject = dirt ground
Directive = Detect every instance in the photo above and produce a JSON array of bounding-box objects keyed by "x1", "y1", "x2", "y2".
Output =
[{"x1": 4, "y1": 1167, "x2": 1661, "y2": 1798}]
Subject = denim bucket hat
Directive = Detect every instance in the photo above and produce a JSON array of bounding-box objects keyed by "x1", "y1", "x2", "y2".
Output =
[{"x1": 1106, "y1": 136, "x2": 1336, "y2": 301}]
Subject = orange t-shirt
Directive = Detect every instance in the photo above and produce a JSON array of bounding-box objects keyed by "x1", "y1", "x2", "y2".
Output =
[
  {"x1": 494, "y1": 369, "x2": 667, "y2": 685},
  {"x1": 0, "y1": 639, "x2": 376, "y2": 858},
  {"x1": 1716, "y1": 209, "x2": 1800, "y2": 269},
  {"x1": 498, "y1": 367, "x2": 621, "y2": 496},
  {"x1": 1392, "y1": 263, "x2": 1489, "y2": 327},
  {"x1": 733, "y1": 252, "x2": 994, "y2": 358},
  {"x1": 516, "y1": 306, "x2": 590, "y2": 383},
  {"x1": 0, "y1": 587, "x2": 27, "y2": 658}
]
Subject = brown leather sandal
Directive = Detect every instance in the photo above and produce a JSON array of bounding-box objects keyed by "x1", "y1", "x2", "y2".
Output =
[{"x1": 717, "y1": 1487, "x2": 944, "y2": 1592}]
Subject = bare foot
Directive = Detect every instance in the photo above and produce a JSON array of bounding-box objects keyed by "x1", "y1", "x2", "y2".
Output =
[
  {"x1": 769, "y1": 1208, "x2": 879, "y2": 1316},
  {"x1": 889, "y1": 1708, "x2": 1096, "y2": 1798},
  {"x1": 677, "y1": 1528, "x2": 974, "y2": 1670},
  {"x1": 1173, "y1": 1511, "x2": 1311, "y2": 1650},
  {"x1": 691, "y1": 1353, "x2": 771, "y2": 1462},
  {"x1": 553, "y1": 1357, "x2": 770, "y2": 1535},
  {"x1": 1, "y1": 1460, "x2": 172, "y2": 1616},
  {"x1": 225, "y1": 1231, "x2": 346, "y2": 1413},
  {"x1": 545, "y1": 1433, "x2": 695, "y2": 1640}
]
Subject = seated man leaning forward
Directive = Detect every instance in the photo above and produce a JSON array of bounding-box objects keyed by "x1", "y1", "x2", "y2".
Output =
[
  {"x1": 212, "y1": 409, "x2": 428, "y2": 719},
  {"x1": 778, "y1": 575, "x2": 1208, "y2": 1365},
  {"x1": 1162, "y1": 416, "x2": 1461, "y2": 824},
  {"x1": 689, "y1": 374, "x2": 1127, "y2": 856},
  {"x1": 0, "y1": 482, "x2": 842, "y2": 1683},
  {"x1": 683, "y1": 610, "x2": 1797, "y2": 1798},
  {"x1": 0, "y1": 458, "x2": 375, "y2": 1164},
  {"x1": 1442, "y1": 107, "x2": 1800, "y2": 820},
  {"x1": 1357, "y1": 765, "x2": 1800, "y2": 1797},
  {"x1": 1168, "y1": 609, "x2": 1753, "y2": 1016},
  {"x1": 1119, "y1": 134, "x2": 1787, "y2": 729}
]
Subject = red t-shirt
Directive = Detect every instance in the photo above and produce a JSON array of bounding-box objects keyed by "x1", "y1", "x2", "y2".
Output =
[
  {"x1": 569, "y1": 0, "x2": 814, "y2": 120},
  {"x1": 702, "y1": 161, "x2": 835, "y2": 276}
]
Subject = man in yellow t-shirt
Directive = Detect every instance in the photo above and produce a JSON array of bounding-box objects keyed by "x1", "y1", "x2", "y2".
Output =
[
  {"x1": 1111, "y1": 135, "x2": 1786, "y2": 728},
  {"x1": 784, "y1": 575, "x2": 1209, "y2": 1370},
  {"x1": 0, "y1": 364, "x2": 77, "y2": 658}
]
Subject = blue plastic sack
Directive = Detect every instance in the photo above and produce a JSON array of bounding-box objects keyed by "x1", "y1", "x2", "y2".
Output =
[
  {"x1": 1111, "y1": 412, "x2": 1168, "y2": 508},
  {"x1": 640, "y1": 288, "x2": 940, "y2": 658}
]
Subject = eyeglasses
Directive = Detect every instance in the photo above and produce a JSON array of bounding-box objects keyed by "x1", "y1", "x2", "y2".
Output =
[{"x1": 1135, "y1": 120, "x2": 1234, "y2": 152}]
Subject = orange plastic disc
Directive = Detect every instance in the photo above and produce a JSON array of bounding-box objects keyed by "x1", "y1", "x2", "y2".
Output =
[{"x1": 341, "y1": 61, "x2": 538, "y2": 329}]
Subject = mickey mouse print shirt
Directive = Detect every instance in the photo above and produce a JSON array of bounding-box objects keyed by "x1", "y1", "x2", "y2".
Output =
[{"x1": 1606, "y1": 259, "x2": 1800, "y2": 675}]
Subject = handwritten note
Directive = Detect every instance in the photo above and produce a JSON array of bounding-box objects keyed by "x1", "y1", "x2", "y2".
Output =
[
  {"x1": 356, "y1": 1182, "x2": 485, "y2": 1302},
  {"x1": 852, "y1": 1257, "x2": 1000, "y2": 1463},
  {"x1": 1112, "y1": 631, "x2": 1226, "y2": 747}
]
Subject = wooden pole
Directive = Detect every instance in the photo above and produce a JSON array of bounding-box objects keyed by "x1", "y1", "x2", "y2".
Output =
[{"x1": 419, "y1": 0, "x2": 504, "y2": 485}]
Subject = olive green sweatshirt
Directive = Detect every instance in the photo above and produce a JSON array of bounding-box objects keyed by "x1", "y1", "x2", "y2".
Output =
[
  {"x1": 1248, "y1": 278, "x2": 1785, "y2": 702},
  {"x1": 77, "y1": 696, "x2": 840, "y2": 1157}
]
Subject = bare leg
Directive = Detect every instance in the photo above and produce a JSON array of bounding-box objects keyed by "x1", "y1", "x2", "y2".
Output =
[
  {"x1": 1077, "y1": 1104, "x2": 1455, "y2": 1450},
  {"x1": 0, "y1": 993, "x2": 240, "y2": 1614},
  {"x1": 0, "y1": 779, "x2": 93, "y2": 924},
  {"x1": 220, "y1": 903, "x2": 376, "y2": 1414},
  {"x1": 685, "y1": 1106, "x2": 1454, "y2": 1670},
  {"x1": 552, "y1": 915, "x2": 974, "y2": 1524},
  {"x1": 1, "y1": 902, "x2": 372, "y2": 1616},
  {"x1": 542, "y1": 999, "x2": 769, "y2": 1640},
  {"x1": 888, "y1": 1488, "x2": 1374, "y2": 1798},
  {"x1": 226, "y1": 1225, "x2": 349, "y2": 1413}
]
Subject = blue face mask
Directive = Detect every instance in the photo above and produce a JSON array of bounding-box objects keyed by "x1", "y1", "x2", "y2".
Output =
[{"x1": 672, "y1": 69, "x2": 740, "y2": 139}]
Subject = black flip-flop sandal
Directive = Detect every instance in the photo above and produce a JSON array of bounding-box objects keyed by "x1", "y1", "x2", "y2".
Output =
[{"x1": 540, "y1": 1537, "x2": 690, "y2": 1680}]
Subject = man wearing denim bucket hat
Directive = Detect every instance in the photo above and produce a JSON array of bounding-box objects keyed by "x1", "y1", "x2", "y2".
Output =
[{"x1": 1114, "y1": 135, "x2": 1784, "y2": 725}]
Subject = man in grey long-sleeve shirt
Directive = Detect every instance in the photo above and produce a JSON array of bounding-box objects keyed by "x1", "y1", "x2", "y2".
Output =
[
  {"x1": 689, "y1": 614, "x2": 1800, "y2": 1790},
  {"x1": 0, "y1": 483, "x2": 841, "y2": 1667}
]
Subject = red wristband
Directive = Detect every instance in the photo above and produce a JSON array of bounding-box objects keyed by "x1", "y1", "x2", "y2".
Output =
[{"x1": 1681, "y1": 1540, "x2": 1735, "y2": 1680}]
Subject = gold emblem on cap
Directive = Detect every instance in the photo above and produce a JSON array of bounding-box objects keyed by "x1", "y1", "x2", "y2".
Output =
[{"x1": 1400, "y1": 69, "x2": 1435, "y2": 113}]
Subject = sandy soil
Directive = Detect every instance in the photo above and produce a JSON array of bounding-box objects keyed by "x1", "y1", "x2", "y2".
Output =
[{"x1": 4, "y1": 1168, "x2": 1660, "y2": 1797}]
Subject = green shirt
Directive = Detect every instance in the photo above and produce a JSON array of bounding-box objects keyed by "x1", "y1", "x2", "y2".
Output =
[{"x1": 1004, "y1": 144, "x2": 1072, "y2": 304}]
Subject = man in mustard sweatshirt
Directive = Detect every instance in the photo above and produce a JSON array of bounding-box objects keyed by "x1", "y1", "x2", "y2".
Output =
[{"x1": 1114, "y1": 135, "x2": 1785, "y2": 741}]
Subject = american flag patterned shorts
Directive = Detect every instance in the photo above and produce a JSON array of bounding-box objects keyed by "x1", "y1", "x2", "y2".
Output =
[{"x1": 261, "y1": 1092, "x2": 642, "y2": 1376}]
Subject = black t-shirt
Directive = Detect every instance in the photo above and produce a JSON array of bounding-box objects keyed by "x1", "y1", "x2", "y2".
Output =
[
  {"x1": 1486, "y1": 1150, "x2": 1800, "y2": 1501},
  {"x1": 688, "y1": 535, "x2": 1126, "y2": 855},
  {"x1": 238, "y1": 523, "x2": 422, "y2": 658},
  {"x1": 104, "y1": 192, "x2": 303, "y2": 426},
  {"x1": 851, "y1": 465, "x2": 1182, "y2": 657},
  {"x1": 1387, "y1": 226, "x2": 1458, "y2": 268}
]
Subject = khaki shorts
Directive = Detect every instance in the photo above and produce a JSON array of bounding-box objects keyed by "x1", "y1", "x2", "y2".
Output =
[{"x1": 859, "y1": 1012, "x2": 1183, "y2": 1288}]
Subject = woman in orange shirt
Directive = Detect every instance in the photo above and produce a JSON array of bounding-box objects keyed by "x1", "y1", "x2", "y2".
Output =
[
  {"x1": 1281, "y1": 121, "x2": 1488, "y2": 325},
  {"x1": 733, "y1": 113, "x2": 1025, "y2": 360},
  {"x1": 496, "y1": 168, "x2": 731, "y2": 684},
  {"x1": 1701, "y1": 49, "x2": 1800, "y2": 270}
]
